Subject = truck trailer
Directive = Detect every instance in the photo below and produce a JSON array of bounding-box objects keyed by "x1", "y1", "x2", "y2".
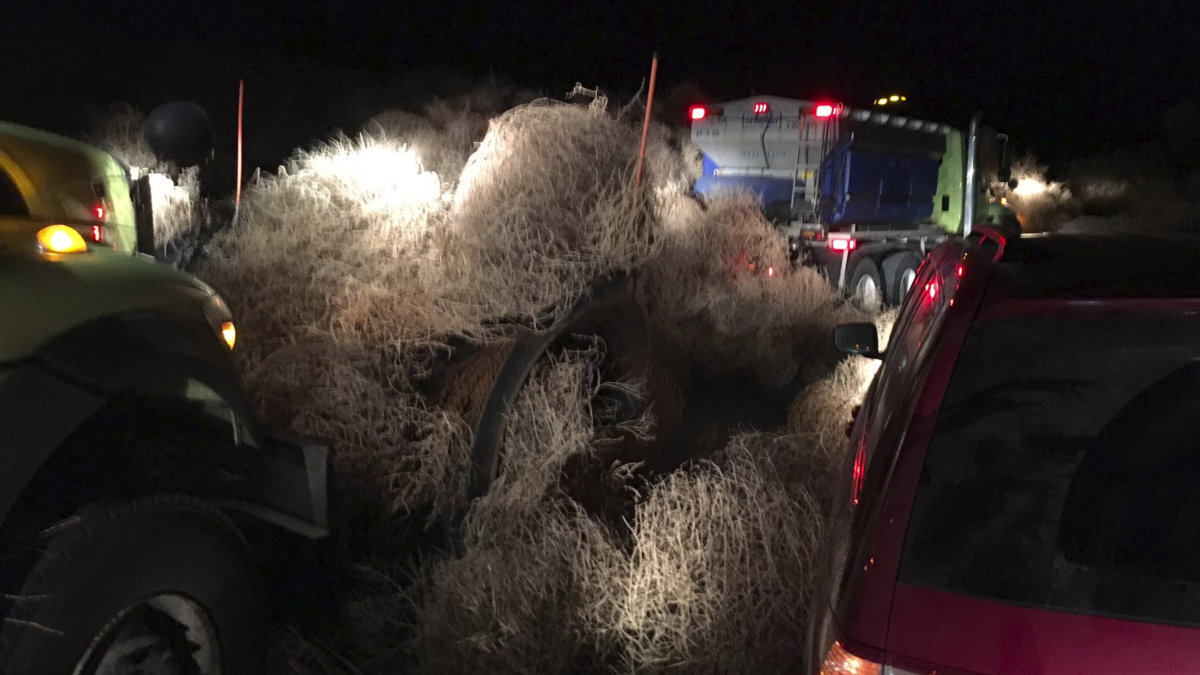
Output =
[{"x1": 689, "y1": 97, "x2": 1018, "y2": 306}]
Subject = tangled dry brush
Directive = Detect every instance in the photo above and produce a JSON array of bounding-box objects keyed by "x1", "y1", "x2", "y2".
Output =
[{"x1": 178, "y1": 96, "x2": 879, "y2": 673}]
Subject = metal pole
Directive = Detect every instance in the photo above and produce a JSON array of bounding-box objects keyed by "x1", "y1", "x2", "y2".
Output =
[
  {"x1": 963, "y1": 111, "x2": 982, "y2": 237},
  {"x1": 234, "y1": 79, "x2": 244, "y2": 226},
  {"x1": 633, "y1": 52, "x2": 659, "y2": 197}
]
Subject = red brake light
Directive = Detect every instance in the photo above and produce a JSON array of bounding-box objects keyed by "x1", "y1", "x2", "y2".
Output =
[
  {"x1": 93, "y1": 204, "x2": 106, "y2": 220},
  {"x1": 91, "y1": 225, "x2": 102, "y2": 242},
  {"x1": 753, "y1": 101, "x2": 769, "y2": 115},
  {"x1": 814, "y1": 103, "x2": 843, "y2": 118},
  {"x1": 689, "y1": 105, "x2": 707, "y2": 121},
  {"x1": 925, "y1": 277, "x2": 941, "y2": 302},
  {"x1": 829, "y1": 238, "x2": 857, "y2": 252}
]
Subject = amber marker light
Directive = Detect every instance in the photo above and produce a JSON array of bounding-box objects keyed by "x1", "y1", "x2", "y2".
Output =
[
  {"x1": 36, "y1": 225, "x2": 88, "y2": 254},
  {"x1": 220, "y1": 321, "x2": 237, "y2": 350}
]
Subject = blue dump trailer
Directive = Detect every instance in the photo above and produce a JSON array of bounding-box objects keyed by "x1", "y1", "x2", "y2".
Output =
[{"x1": 689, "y1": 97, "x2": 1017, "y2": 306}]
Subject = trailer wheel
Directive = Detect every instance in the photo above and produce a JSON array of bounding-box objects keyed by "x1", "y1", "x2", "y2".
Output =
[
  {"x1": 881, "y1": 251, "x2": 924, "y2": 306},
  {"x1": 847, "y1": 258, "x2": 883, "y2": 310},
  {"x1": 467, "y1": 276, "x2": 661, "y2": 502}
]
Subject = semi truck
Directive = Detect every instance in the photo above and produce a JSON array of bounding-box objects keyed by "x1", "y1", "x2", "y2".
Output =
[{"x1": 689, "y1": 97, "x2": 1018, "y2": 306}]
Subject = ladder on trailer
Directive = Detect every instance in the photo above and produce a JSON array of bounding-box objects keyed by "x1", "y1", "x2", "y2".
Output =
[{"x1": 789, "y1": 111, "x2": 838, "y2": 224}]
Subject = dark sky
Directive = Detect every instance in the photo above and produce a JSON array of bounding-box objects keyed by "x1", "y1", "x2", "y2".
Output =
[{"x1": 3, "y1": 0, "x2": 1197, "y2": 171}]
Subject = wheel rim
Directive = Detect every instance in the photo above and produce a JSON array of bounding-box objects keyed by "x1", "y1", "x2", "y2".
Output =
[
  {"x1": 74, "y1": 593, "x2": 220, "y2": 675},
  {"x1": 899, "y1": 267, "x2": 918, "y2": 296},
  {"x1": 854, "y1": 274, "x2": 880, "y2": 308}
]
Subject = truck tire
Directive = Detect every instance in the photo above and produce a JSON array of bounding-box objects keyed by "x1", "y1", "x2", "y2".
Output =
[
  {"x1": 881, "y1": 251, "x2": 925, "y2": 306},
  {"x1": 0, "y1": 497, "x2": 267, "y2": 675},
  {"x1": 847, "y1": 258, "x2": 883, "y2": 310}
]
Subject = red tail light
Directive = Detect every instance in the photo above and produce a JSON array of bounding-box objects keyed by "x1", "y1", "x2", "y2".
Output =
[
  {"x1": 829, "y1": 238, "x2": 857, "y2": 252},
  {"x1": 689, "y1": 105, "x2": 707, "y2": 121},
  {"x1": 815, "y1": 103, "x2": 843, "y2": 118},
  {"x1": 819, "y1": 640, "x2": 928, "y2": 675},
  {"x1": 821, "y1": 641, "x2": 879, "y2": 675},
  {"x1": 753, "y1": 101, "x2": 770, "y2": 114},
  {"x1": 93, "y1": 204, "x2": 106, "y2": 220},
  {"x1": 91, "y1": 225, "x2": 102, "y2": 242}
]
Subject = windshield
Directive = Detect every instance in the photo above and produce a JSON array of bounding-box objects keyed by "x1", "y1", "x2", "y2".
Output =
[{"x1": 900, "y1": 312, "x2": 1200, "y2": 626}]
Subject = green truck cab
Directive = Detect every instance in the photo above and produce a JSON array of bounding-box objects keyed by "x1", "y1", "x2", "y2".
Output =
[{"x1": 0, "y1": 121, "x2": 328, "y2": 673}]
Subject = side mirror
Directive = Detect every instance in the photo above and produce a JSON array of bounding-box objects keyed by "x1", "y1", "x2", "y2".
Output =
[
  {"x1": 1007, "y1": 178, "x2": 1019, "y2": 190},
  {"x1": 996, "y1": 132, "x2": 1012, "y2": 184},
  {"x1": 131, "y1": 174, "x2": 156, "y2": 256},
  {"x1": 834, "y1": 322, "x2": 883, "y2": 359},
  {"x1": 144, "y1": 101, "x2": 214, "y2": 169}
]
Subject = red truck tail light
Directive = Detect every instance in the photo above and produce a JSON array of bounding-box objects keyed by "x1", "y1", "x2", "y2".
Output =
[
  {"x1": 689, "y1": 105, "x2": 707, "y2": 121},
  {"x1": 829, "y1": 238, "x2": 857, "y2": 252},
  {"x1": 753, "y1": 101, "x2": 770, "y2": 115},
  {"x1": 93, "y1": 204, "x2": 106, "y2": 220},
  {"x1": 815, "y1": 103, "x2": 843, "y2": 118},
  {"x1": 91, "y1": 225, "x2": 102, "y2": 242},
  {"x1": 820, "y1": 641, "x2": 928, "y2": 675}
]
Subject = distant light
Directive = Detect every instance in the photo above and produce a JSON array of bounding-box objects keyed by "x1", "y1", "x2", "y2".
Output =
[
  {"x1": 767, "y1": 265, "x2": 775, "y2": 277},
  {"x1": 956, "y1": 264, "x2": 964, "y2": 278},
  {"x1": 689, "y1": 105, "x2": 707, "y2": 121},
  {"x1": 876, "y1": 97, "x2": 889, "y2": 106},
  {"x1": 1013, "y1": 178, "x2": 1047, "y2": 197},
  {"x1": 753, "y1": 101, "x2": 770, "y2": 115},
  {"x1": 814, "y1": 103, "x2": 842, "y2": 118}
]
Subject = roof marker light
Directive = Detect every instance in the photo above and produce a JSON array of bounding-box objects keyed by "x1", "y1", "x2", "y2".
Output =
[
  {"x1": 815, "y1": 103, "x2": 842, "y2": 118},
  {"x1": 753, "y1": 101, "x2": 769, "y2": 115}
]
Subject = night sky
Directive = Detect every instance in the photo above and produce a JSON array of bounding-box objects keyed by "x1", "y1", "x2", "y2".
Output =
[{"x1": 3, "y1": 0, "x2": 1197, "y2": 175}]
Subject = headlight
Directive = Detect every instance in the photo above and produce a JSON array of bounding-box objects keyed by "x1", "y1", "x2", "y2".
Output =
[{"x1": 203, "y1": 294, "x2": 236, "y2": 350}]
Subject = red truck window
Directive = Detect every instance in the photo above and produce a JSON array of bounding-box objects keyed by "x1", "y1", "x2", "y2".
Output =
[
  {"x1": 901, "y1": 313, "x2": 1200, "y2": 626},
  {"x1": 829, "y1": 251, "x2": 953, "y2": 602}
]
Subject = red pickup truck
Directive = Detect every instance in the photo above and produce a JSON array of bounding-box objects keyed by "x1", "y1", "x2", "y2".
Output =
[{"x1": 810, "y1": 229, "x2": 1200, "y2": 674}]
